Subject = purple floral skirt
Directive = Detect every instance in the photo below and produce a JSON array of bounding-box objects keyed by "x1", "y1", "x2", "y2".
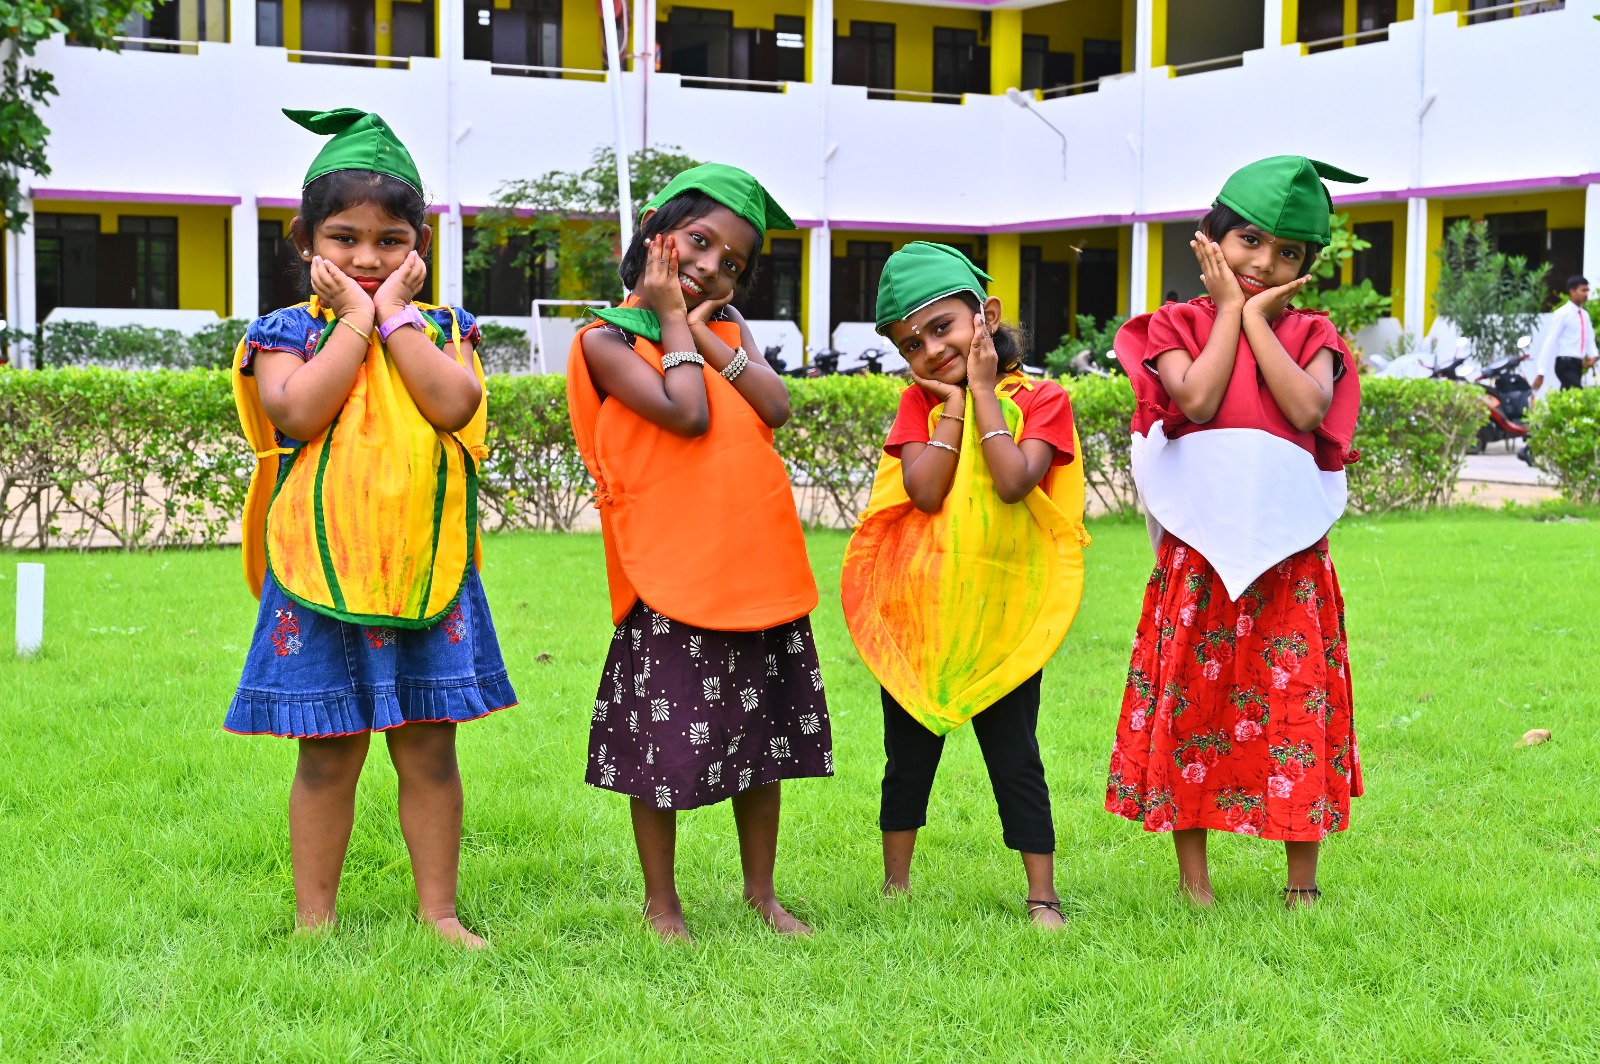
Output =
[{"x1": 586, "y1": 601, "x2": 833, "y2": 810}]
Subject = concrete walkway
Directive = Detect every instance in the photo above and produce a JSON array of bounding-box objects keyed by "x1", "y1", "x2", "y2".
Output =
[{"x1": 1455, "y1": 448, "x2": 1559, "y2": 507}]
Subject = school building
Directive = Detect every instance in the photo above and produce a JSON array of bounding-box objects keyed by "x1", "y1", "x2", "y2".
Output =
[{"x1": 3, "y1": 0, "x2": 1596, "y2": 364}]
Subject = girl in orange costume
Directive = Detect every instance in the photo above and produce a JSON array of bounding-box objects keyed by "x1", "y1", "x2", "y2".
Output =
[{"x1": 567, "y1": 165, "x2": 831, "y2": 942}]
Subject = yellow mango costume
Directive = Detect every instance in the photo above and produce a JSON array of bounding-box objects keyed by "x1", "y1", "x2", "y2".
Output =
[
  {"x1": 233, "y1": 297, "x2": 487, "y2": 627},
  {"x1": 842, "y1": 242, "x2": 1090, "y2": 736}
]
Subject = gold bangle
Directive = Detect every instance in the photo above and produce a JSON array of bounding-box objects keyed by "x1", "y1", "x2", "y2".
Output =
[
  {"x1": 938, "y1": 412, "x2": 964, "y2": 421},
  {"x1": 338, "y1": 317, "x2": 372, "y2": 344}
]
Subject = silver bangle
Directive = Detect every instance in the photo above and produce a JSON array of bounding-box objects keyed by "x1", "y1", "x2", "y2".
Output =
[
  {"x1": 661, "y1": 351, "x2": 705, "y2": 370},
  {"x1": 980, "y1": 429, "x2": 1012, "y2": 442},
  {"x1": 926, "y1": 440, "x2": 959, "y2": 455},
  {"x1": 721, "y1": 347, "x2": 750, "y2": 381}
]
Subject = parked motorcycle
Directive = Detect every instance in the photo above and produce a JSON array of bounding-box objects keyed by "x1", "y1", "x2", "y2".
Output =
[{"x1": 1473, "y1": 335, "x2": 1534, "y2": 454}]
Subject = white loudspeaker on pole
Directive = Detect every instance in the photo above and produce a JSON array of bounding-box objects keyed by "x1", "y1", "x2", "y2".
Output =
[{"x1": 16, "y1": 563, "x2": 43, "y2": 656}]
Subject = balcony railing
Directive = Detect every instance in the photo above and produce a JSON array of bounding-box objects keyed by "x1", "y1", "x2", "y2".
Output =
[
  {"x1": 1039, "y1": 78, "x2": 1104, "y2": 99},
  {"x1": 488, "y1": 62, "x2": 606, "y2": 82},
  {"x1": 1169, "y1": 53, "x2": 1244, "y2": 77},
  {"x1": 680, "y1": 74, "x2": 787, "y2": 94},
  {"x1": 286, "y1": 48, "x2": 410, "y2": 69},
  {"x1": 113, "y1": 35, "x2": 201, "y2": 55},
  {"x1": 1460, "y1": 0, "x2": 1564, "y2": 25},
  {"x1": 1302, "y1": 26, "x2": 1393, "y2": 52}
]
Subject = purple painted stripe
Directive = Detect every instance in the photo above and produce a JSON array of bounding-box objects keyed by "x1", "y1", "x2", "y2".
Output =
[
  {"x1": 32, "y1": 188, "x2": 241, "y2": 206},
  {"x1": 259, "y1": 195, "x2": 451, "y2": 213},
  {"x1": 828, "y1": 218, "x2": 993, "y2": 234}
]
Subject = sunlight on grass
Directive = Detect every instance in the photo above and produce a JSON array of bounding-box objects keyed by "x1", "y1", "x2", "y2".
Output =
[{"x1": 1, "y1": 510, "x2": 1596, "y2": 1060}]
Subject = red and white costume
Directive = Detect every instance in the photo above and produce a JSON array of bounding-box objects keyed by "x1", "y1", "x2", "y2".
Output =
[{"x1": 1105, "y1": 299, "x2": 1364, "y2": 841}]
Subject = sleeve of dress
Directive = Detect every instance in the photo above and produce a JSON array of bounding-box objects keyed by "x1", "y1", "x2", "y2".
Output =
[
  {"x1": 1298, "y1": 313, "x2": 1361, "y2": 471},
  {"x1": 240, "y1": 306, "x2": 320, "y2": 375},
  {"x1": 423, "y1": 306, "x2": 482, "y2": 349},
  {"x1": 1018, "y1": 381, "x2": 1078, "y2": 465},
  {"x1": 883, "y1": 386, "x2": 938, "y2": 457},
  {"x1": 1112, "y1": 306, "x2": 1193, "y2": 435}
]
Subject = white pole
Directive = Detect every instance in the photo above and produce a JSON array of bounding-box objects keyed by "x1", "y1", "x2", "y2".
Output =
[
  {"x1": 601, "y1": 2, "x2": 635, "y2": 261},
  {"x1": 16, "y1": 563, "x2": 43, "y2": 656}
]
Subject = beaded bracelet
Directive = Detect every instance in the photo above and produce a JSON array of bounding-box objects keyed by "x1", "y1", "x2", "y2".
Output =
[
  {"x1": 938, "y1": 412, "x2": 964, "y2": 421},
  {"x1": 721, "y1": 347, "x2": 750, "y2": 381},
  {"x1": 980, "y1": 429, "x2": 1012, "y2": 442},
  {"x1": 926, "y1": 440, "x2": 959, "y2": 455},
  {"x1": 661, "y1": 351, "x2": 706, "y2": 370}
]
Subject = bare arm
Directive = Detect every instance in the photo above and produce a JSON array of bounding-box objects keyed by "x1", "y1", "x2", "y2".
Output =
[
  {"x1": 1155, "y1": 234, "x2": 1246, "y2": 424},
  {"x1": 900, "y1": 387, "x2": 966, "y2": 512},
  {"x1": 374, "y1": 251, "x2": 482, "y2": 433},
  {"x1": 581, "y1": 234, "x2": 710, "y2": 437},
  {"x1": 690, "y1": 304, "x2": 791, "y2": 428},
  {"x1": 965, "y1": 315, "x2": 1057, "y2": 503},
  {"x1": 252, "y1": 255, "x2": 373, "y2": 441},
  {"x1": 1243, "y1": 289, "x2": 1336, "y2": 431}
]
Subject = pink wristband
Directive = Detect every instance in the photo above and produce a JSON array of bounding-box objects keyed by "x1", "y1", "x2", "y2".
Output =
[{"x1": 378, "y1": 304, "x2": 427, "y2": 342}]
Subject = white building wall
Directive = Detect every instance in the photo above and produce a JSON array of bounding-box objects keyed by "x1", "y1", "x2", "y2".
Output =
[{"x1": 14, "y1": 0, "x2": 1600, "y2": 340}]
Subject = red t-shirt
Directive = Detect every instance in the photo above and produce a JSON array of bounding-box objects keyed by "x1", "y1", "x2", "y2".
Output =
[{"x1": 885, "y1": 377, "x2": 1077, "y2": 466}]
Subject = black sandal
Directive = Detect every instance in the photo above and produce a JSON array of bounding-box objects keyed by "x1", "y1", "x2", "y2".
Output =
[
  {"x1": 1282, "y1": 886, "x2": 1322, "y2": 906},
  {"x1": 1025, "y1": 899, "x2": 1066, "y2": 923}
]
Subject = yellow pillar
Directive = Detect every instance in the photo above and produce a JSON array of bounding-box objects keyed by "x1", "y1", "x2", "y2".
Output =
[
  {"x1": 989, "y1": 233, "x2": 1022, "y2": 323},
  {"x1": 1151, "y1": 0, "x2": 1168, "y2": 69},
  {"x1": 1121, "y1": 0, "x2": 1135, "y2": 72},
  {"x1": 1147, "y1": 223, "x2": 1164, "y2": 307},
  {"x1": 285, "y1": 0, "x2": 301, "y2": 51},
  {"x1": 990, "y1": 9, "x2": 1023, "y2": 95},
  {"x1": 376, "y1": 0, "x2": 393, "y2": 57},
  {"x1": 1281, "y1": 0, "x2": 1298, "y2": 45},
  {"x1": 1342, "y1": 0, "x2": 1358, "y2": 45}
]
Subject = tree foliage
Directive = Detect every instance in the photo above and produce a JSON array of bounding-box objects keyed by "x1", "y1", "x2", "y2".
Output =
[
  {"x1": 1295, "y1": 211, "x2": 1393, "y2": 347},
  {"x1": 2, "y1": 0, "x2": 151, "y2": 232},
  {"x1": 465, "y1": 145, "x2": 703, "y2": 306},
  {"x1": 1433, "y1": 219, "x2": 1550, "y2": 361}
]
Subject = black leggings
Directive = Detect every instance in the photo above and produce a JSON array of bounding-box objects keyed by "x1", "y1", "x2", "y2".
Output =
[{"x1": 879, "y1": 671, "x2": 1055, "y2": 854}]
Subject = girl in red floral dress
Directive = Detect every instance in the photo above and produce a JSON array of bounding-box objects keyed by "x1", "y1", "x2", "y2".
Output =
[{"x1": 1104, "y1": 157, "x2": 1365, "y2": 909}]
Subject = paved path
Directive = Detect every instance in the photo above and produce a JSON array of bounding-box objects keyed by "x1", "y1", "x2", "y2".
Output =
[{"x1": 1455, "y1": 449, "x2": 1559, "y2": 507}]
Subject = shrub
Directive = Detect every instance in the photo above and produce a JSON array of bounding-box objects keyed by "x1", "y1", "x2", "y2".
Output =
[
  {"x1": 36, "y1": 318, "x2": 250, "y2": 370},
  {"x1": 1044, "y1": 313, "x2": 1127, "y2": 377},
  {"x1": 1528, "y1": 387, "x2": 1600, "y2": 505},
  {"x1": 476, "y1": 322, "x2": 532, "y2": 377},
  {"x1": 1345, "y1": 378, "x2": 1484, "y2": 513},
  {"x1": 1060, "y1": 373, "x2": 1139, "y2": 515},
  {"x1": 777, "y1": 375, "x2": 905, "y2": 527},
  {"x1": 477, "y1": 373, "x2": 593, "y2": 531}
]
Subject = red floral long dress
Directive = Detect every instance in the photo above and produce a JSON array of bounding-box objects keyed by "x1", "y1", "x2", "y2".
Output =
[
  {"x1": 1106, "y1": 537, "x2": 1362, "y2": 839},
  {"x1": 1104, "y1": 298, "x2": 1364, "y2": 841}
]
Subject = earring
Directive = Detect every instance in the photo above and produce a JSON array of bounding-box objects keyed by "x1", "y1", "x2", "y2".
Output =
[{"x1": 301, "y1": 251, "x2": 312, "y2": 259}]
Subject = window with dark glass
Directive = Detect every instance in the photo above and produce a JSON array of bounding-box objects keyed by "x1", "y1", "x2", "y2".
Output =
[
  {"x1": 773, "y1": 15, "x2": 806, "y2": 82},
  {"x1": 465, "y1": 0, "x2": 561, "y2": 70},
  {"x1": 1019, "y1": 245, "x2": 1072, "y2": 358},
  {"x1": 300, "y1": 0, "x2": 376, "y2": 60},
  {"x1": 835, "y1": 21, "x2": 895, "y2": 99},
  {"x1": 831, "y1": 240, "x2": 892, "y2": 330},
  {"x1": 258, "y1": 219, "x2": 303, "y2": 314},
  {"x1": 1076, "y1": 247, "x2": 1119, "y2": 326},
  {"x1": 1081, "y1": 38, "x2": 1121, "y2": 83},
  {"x1": 738, "y1": 238, "x2": 802, "y2": 325},
  {"x1": 1351, "y1": 221, "x2": 1394, "y2": 297},
  {"x1": 111, "y1": 216, "x2": 179, "y2": 310},
  {"x1": 464, "y1": 228, "x2": 552, "y2": 316},
  {"x1": 391, "y1": 0, "x2": 435, "y2": 58},
  {"x1": 258, "y1": 0, "x2": 284, "y2": 47},
  {"x1": 932, "y1": 27, "x2": 988, "y2": 99},
  {"x1": 660, "y1": 7, "x2": 734, "y2": 78},
  {"x1": 35, "y1": 213, "x2": 101, "y2": 319}
]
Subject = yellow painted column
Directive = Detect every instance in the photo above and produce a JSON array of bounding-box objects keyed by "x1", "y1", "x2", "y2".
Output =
[
  {"x1": 1281, "y1": 0, "x2": 1298, "y2": 45},
  {"x1": 1342, "y1": 0, "x2": 1357, "y2": 45},
  {"x1": 1147, "y1": 223, "x2": 1164, "y2": 306},
  {"x1": 989, "y1": 233, "x2": 1022, "y2": 324},
  {"x1": 285, "y1": 0, "x2": 301, "y2": 51},
  {"x1": 1121, "y1": 0, "x2": 1136, "y2": 72},
  {"x1": 376, "y1": 0, "x2": 394, "y2": 57},
  {"x1": 1151, "y1": 0, "x2": 1167, "y2": 69},
  {"x1": 990, "y1": 9, "x2": 1023, "y2": 95}
]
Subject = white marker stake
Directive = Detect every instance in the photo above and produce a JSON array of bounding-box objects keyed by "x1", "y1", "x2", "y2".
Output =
[{"x1": 16, "y1": 563, "x2": 43, "y2": 656}]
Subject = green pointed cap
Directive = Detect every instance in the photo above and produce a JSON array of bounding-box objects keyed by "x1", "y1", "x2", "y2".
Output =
[
  {"x1": 643, "y1": 163, "x2": 794, "y2": 238},
  {"x1": 284, "y1": 107, "x2": 424, "y2": 195},
  {"x1": 874, "y1": 241, "x2": 992, "y2": 332},
  {"x1": 1214, "y1": 155, "x2": 1367, "y2": 245}
]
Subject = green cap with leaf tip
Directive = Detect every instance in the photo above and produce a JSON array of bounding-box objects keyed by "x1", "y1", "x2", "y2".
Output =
[
  {"x1": 284, "y1": 107, "x2": 424, "y2": 195},
  {"x1": 874, "y1": 241, "x2": 993, "y2": 332},
  {"x1": 1214, "y1": 155, "x2": 1367, "y2": 245},
  {"x1": 643, "y1": 163, "x2": 794, "y2": 237}
]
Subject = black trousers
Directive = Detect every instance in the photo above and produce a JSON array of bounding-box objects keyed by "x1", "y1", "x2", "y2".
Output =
[
  {"x1": 879, "y1": 671, "x2": 1055, "y2": 854},
  {"x1": 1555, "y1": 356, "x2": 1586, "y2": 390}
]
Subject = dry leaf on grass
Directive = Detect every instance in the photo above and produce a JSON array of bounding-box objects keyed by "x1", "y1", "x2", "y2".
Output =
[
  {"x1": 536, "y1": 653, "x2": 553, "y2": 664},
  {"x1": 1516, "y1": 728, "x2": 1552, "y2": 747}
]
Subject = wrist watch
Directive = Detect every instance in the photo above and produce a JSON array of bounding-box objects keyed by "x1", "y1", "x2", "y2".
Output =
[{"x1": 378, "y1": 304, "x2": 427, "y2": 343}]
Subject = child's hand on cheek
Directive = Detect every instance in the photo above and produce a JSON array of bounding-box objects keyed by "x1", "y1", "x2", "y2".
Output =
[
  {"x1": 687, "y1": 285, "x2": 735, "y2": 328},
  {"x1": 1244, "y1": 274, "x2": 1311, "y2": 323},
  {"x1": 1193, "y1": 232, "x2": 1243, "y2": 311},
  {"x1": 966, "y1": 313, "x2": 999, "y2": 392},
  {"x1": 910, "y1": 366, "x2": 962, "y2": 403},
  {"x1": 637, "y1": 235, "x2": 689, "y2": 321},
  {"x1": 375, "y1": 251, "x2": 427, "y2": 320},
  {"x1": 311, "y1": 256, "x2": 374, "y2": 323}
]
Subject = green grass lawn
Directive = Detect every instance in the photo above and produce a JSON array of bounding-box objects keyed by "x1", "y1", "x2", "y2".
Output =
[{"x1": 1, "y1": 509, "x2": 1597, "y2": 1062}]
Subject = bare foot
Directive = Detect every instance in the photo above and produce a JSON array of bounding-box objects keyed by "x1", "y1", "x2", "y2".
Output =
[
  {"x1": 293, "y1": 914, "x2": 336, "y2": 937},
  {"x1": 1027, "y1": 900, "x2": 1067, "y2": 930},
  {"x1": 423, "y1": 914, "x2": 489, "y2": 949},
  {"x1": 746, "y1": 893, "x2": 813, "y2": 936},
  {"x1": 881, "y1": 877, "x2": 911, "y2": 898},
  {"x1": 643, "y1": 899, "x2": 695, "y2": 944},
  {"x1": 1180, "y1": 882, "x2": 1215, "y2": 908}
]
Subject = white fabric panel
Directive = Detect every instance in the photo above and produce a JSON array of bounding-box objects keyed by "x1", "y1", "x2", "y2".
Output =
[{"x1": 1130, "y1": 425, "x2": 1347, "y2": 601}]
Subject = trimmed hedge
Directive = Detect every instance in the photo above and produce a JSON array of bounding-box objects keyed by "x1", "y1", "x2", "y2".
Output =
[
  {"x1": 0, "y1": 368, "x2": 1484, "y2": 549},
  {"x1": 1529, "y1": 388, "x2": 1600, "y2": 505}
]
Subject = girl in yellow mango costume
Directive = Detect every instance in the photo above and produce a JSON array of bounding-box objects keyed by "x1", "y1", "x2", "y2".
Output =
[
  {"x1": 842, "y1": 242, "x2": 1089, "y2": 929},
  {"x1": 226, "y1": 108, "x2": 516, "y2": 946}
]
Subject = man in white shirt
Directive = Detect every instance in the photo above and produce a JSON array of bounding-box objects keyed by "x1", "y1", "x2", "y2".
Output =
[{"x1": 1534, "y1": 275, "x2": 1598, "y2": 392}]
